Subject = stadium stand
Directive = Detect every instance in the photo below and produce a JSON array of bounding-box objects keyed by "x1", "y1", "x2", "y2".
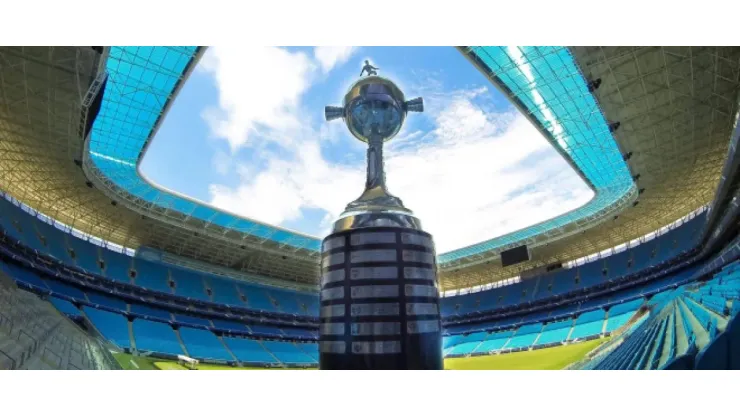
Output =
[
  {"x1": 571, "y1": 261, "x2": 740, "y2": 370},
  {"x1": 49, "y1": 297, "x2": 82, "y2": 317},
  {"x1": 536, "y1": 319, "x2": 574, "y2": 345},
  {"x1": 1, "y1": 200, "x2": 727, "y2": 368},
  {"x1": 261, "y1": 340, "x2": 316, "y2": 364},
  {"x1": 101, "y1": 251, "x2": 133, "y2": 283},
  {"x1": 133, "y1": 260, "x2": 173, "y2": 294},
  {"x1": 505, "y1": 323, "x2": 543, "y2": 349},
  {"x1": 475, "y1": 330, "x2": 514, "y2": 354},
  {"x1": 83, "y1": 307, "x2": 131, "y2": 349},
  {"x1": 279, "y1": 326, "x2": 316, "y2": 339},
  {"x1": 249, "y1": 324, "x2": 285, "y2": 337},
  {"x1": 211, "y1": 318, "x2": 249, "y2": 333},
  {"x1": 297, "y1": 342, "x2": 319, "y2": 362},
  {"x1": 44, "y1": 279, "x2": 86, "y2": 301},
  {"x1": 207, "y1": 277, "x2": 246, "y2": 307},
  {"x1": 87, "y1": 292, "x2": 128, "y2": 312},
  {"x1": 130, "y1": 303, "x2": 172, "y2": 320},
  {"x1": 2, "y1": 45, "x2": 740, "y2": 370},
  {"x1": 223, "y1": 337, "x2": 277, "y2": 364},
  {"x1": 171, "y1": 268, "x2": 211, "y2": 301},
  {"x1": 0, "y1": 271, "x2": 119, "y2": 369},
  {"x1": 174, "y1": 314, "x2": 211, "y2": 327},
  {"x1": 447, "y1": 214, "x2": 703, "y2": 312},
  {"x1": 604, "y1": 299, "x2": 644, "y2": 332},
  {"x1": 569, "y1": 309, "x2": 606, "y2": 340},
  {"x1": 132, "y1": 319, "x2": 184, "y2": 356},
  {"x1": 178, "y1": 327, "x2": 233, "y2": 361}
]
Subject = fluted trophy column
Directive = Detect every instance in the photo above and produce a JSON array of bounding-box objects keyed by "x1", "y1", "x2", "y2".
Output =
[
  {"x1": 366, "y1": 135, "x2": 384, "y2": 190},
  {"x1": 320, "y1": 72, "x2": 442, "y2": 370}
]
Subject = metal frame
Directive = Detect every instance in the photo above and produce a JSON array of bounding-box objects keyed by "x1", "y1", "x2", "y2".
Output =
[{"x1": 2, "y1": 46, "x2": 738, "y2": 291}]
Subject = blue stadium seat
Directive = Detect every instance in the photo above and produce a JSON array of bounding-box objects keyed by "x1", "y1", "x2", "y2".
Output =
[
  {"x1": 0, "y1": 262, "x2": 48, "y2": 289},
  {"x1": 87, "y1": 292, "x2": 128, "y2": 311},
  {"x1": 727, "y1": 313, "x2": 740, "y2": 370},
  {"x1": 505, "y1": 333, "x2": 539, "y2": 349},
  {"x1": 297, "y1": 294, "x2": 319, "y2": 316},
  {"x1": 262, "y1": 340, "x2": 315, "y2": 364},
  {"x1": 608, "y1": 298, "x2": 644, "y2": 315},
  {"x1": 570, "y1": 309, "x2": 606, "y2": 340},
  {"x1": 579, "y1": 261, "x2": 606, "y2": 288},
  {"x1": 33, "y1": 221, "x2": 70, "y2": 262},
  {"x1": 449, "y1": 342, "x2": 481, "y2": 355},
  {"x1": 133, "y1": 319, "x2": 184, "y2": 356},
  {"x1": 67, "y1": 236, "x2": 102, "y2": 274},
  {"x1": 296, "y1": 343, "x2": 319, "y2": 361},
  {"x1": 3, "y1": 207, "x2": 45, "y2": 252},
  {"x1": 178, "y1": 327, "x2": 233, "y2": 361},
  {"x1": 174, "y1": 314, "x2": 211, "y2": 327},
  {"x1": 605, "y1": 250, "x2": 630, "y2": 279},
  {"x1": 237, "y1": 282, "x2": 277, "y2": 312},
  {"x1": 279, "y1": 326, "x2": 316, "y2": 338},
  {"x1": 536, "y1": 320, "x2": 573, "y2": 345},
  {"x1": 268, "y1": 287, "x2": 303, "y2": 315},
  {"x1": 44, "y1": 279, "x2": 86, "y2": 300},
  {"x1": 170, "y1": 268, "x2": 210, "y2": 301},
  {"x1": 132, "y1": 259, "x2": 172, "y2": 293},
  {"x1": 84, "y1": 307, "x2": 131, "y2": 349},
  {"x1": 223, "y1": 337, "x2": 277, "y2": 364},
  {"x1": 101, "y1": 251, "x2": 133, "y2": 283},
  {"x1": 694, "y1": 331, "x2": 729, "y2": 370},
  {"x1": 550, "y1": 269, "x2": 579, "y2": 296},
  {"x1": 211, "y1": 319, "x2": 249, "y2": 333},
  {"x1": 207, "y1": 276, "x2": 246, "y2": 307},
  {"x1": 475, "y1": 331, "x2": 513, "y2": 353},
  {"x1": 443, "y1": 334, "x2": 466, "y2": 348},
  {"x1": 516, "y1": 322, "x2": 543, "y2": 335},
  {"x1": 49, "y1": 296, "x2": 81, "y2": 317},
  {"x1": 249, "y1": 324, "x2": 284, "y2": 336},
  {"x1": 605, "y1": 312, "x2": 636, "y2": 332},
  {"x1": 130, "y1": 303, "x2": 172, "y2": 320}
]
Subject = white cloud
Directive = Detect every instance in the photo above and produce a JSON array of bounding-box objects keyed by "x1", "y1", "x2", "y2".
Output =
[
  {"x1": 207, "y1": 87, "x2": 593, "y2": 251},
  {"x1": 199, "y1": 46, "x2": 316, "y2": 152},
  {"x1": 314, "y1": 46, "x2": 357, "y2": 73},
  {"x1": 211, "y1": 149, "x2": 232, "y2": 176},
  {"x1": 201, "y1": 49, "x2": 593, "y2": 252},
  {"x1": 381, "y1": 99, "x2": 593, "y2": 251}
]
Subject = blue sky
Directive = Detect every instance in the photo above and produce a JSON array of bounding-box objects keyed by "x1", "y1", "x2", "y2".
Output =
[{"x1": 139, "y1": 46, "x2": 593, "y2": 252}]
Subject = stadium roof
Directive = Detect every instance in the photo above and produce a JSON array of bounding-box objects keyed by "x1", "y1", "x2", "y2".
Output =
[{"x1": 1, "y1": 46, "x2": 738, "y2": 291}]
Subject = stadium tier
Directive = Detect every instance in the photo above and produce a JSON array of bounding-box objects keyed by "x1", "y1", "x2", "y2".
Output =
[
  {"x1": 133, "y1": 319, "x2": 185, "y2": 356},
  {"x1": 0, "y1": 195, "x2": 705, "y2": 324},
  {"x1": 441, "y1": 212, "x2": 705, "y2": 319},
  {"x1": 0, "y1": 274, "x2": 120, "y2": 369},
  {"x1": 2, "y1": 185, "x2": 739, "y2": 368}
]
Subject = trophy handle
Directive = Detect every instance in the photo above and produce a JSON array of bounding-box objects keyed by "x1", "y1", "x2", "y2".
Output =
[
  {"x1": 404, "y1": 97, "x2": 424, "y2": 113},
  {"x1": 325, "y1": 106, "x2": 345, "y2": 121}
]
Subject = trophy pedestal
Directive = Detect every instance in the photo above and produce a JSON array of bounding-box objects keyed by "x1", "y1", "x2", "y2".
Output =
[{"x1": 319, "y1": 226, "x2": 443, "y2": 370}]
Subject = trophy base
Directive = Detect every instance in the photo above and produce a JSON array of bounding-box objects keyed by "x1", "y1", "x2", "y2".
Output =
[
  {"x1": 332, "y1": 210, "x2": 423, "y2": 233},
  {"x1": 318, "y1": 226, "x2": 443, "y2": 370},
  {"x1": 343, "y1": 185, "x2": 411, "y2": 213}
]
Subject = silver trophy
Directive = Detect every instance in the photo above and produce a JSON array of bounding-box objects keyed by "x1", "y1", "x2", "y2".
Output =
[
  {"x1": 320, "y1": 66, "x2": 441, "y2": 370},
  {"x1": 325, "y1": 73, "x2": 424, "y2": 232}
]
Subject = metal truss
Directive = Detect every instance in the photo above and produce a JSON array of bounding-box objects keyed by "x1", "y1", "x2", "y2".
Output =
[
  {"x1": 436, "y1": 46, "x2": 740, "y2": 291},
  {"x1": 2, "y1": 46, "x2": 739, "y2": 293}
]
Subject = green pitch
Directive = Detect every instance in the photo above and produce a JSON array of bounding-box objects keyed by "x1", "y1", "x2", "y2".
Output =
[
  {"x1": 111, "y1": 352, "x2": 159, "y2": 370},
  {"x1": 112, "y1": 338, "x2": 605, "y2": 370},
  {"x1": 444, "y1": 338, "x2": 607, "y2": 370},
  {"x1": 111, "y1": 352, "x2": 313, "y2": 370}
]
